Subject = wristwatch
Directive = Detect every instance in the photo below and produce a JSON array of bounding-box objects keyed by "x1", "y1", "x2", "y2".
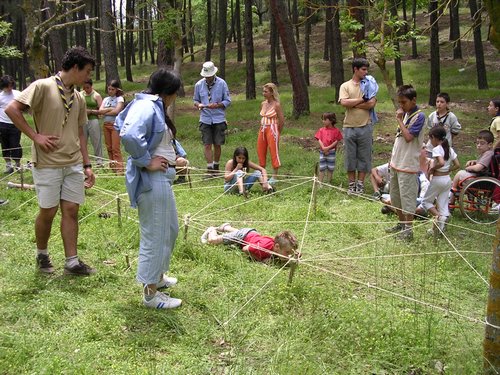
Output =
[{"x1": 83, "y1": 164, "x2": 92, "y2": 169}]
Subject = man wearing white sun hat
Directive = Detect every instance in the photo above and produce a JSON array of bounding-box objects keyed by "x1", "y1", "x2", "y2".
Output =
[{"x1": 193, "y1": 61, "x2": 231, "y2": 178}]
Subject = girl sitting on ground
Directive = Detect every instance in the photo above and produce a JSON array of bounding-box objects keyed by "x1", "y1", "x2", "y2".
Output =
[{"x1": 224, "y1": 146, "x2": 274, "y2": 195}]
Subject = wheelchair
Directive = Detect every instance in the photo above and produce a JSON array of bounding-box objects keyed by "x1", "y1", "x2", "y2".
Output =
[
  {"x1": 454, "y1": 176, "x2": 500, "y2": 224},
  {"x1": 450, "y1": 148, "x2": 500, "y2": 225}
]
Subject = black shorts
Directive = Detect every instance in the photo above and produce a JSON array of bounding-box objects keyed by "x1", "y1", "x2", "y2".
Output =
[{"x1": 199, "y1": 122, "x2": 227, "y2": 146}]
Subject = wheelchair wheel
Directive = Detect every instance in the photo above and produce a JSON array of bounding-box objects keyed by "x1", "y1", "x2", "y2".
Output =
[{"x1": 459, "y1": 176, "x2": 500, "y2": 224}]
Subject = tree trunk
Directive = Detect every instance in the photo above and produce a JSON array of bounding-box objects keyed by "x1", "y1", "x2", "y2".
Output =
[
  {"x1": 101, "y1": 0, "x2": 121, "y2": 85},
  {"x1": 374, "y1": 0, "x2": 396, "y2": 108},
  {"x1": 411, "y1": 0, "x2": 418, "y2": 58},
  {"x1": 125, "y1": 0, "x2": 134, "y2": 82},
  {"x1": 269, "y1": 0, "x2": 309, "y2": 117},
  {"x1": 324, "y1": 5, "x2": 332, "y2": 61},
  {"x1": 118, "y1": 0, "x2": 125, "y2": 66},
  {"x1": 188, "y1": 0, "x2": 195, "y2": 61},
  {"x1": 428, "y1": 0, "x2": 440, "y2": 105},
  {"x1": 219, "y1": 0, "x2": 227, "y2": 78},
  {"x1": 449, "y1": 0, "x2": 462, "y2": 59},
  {"x1": 349, "y1": 0, "x2": 365, "y2": 58},
  {"x1": 94, "y1": 0, "x2": 102, "y2": 81},
  {"x1": 205, "y1": 0, "x2": 212, "y2": 61},
  {"x1": 236, "y1": 0, "x2": 243, "y2": 62},
  {"x1": 390, "y1": 0, "x2": 403, "y2": 87},
  {"x1": 270, "y1": 15, "x2": 278, "y2": 84},
  {"x1": 330, "y1": 0, "x2": 344, "y2": 102},
  {"x1": 41, "y1": 1, "x2": 64, "y2": 72},
  {"x1": 244, "y1": 0, "x2": 256, "y2": 99},
  {"x1": 469, "y1": 0, "x2": 488, "y2": 89},
  {"x1": 304, "y1": 5, "x2": 311, "y2": 86},
  {"x1": 292, "y1": 0, "x2": 299, "y2": 43},
  {"x1": 138, "y1": 0, "x2": 144, "y2": 64}
]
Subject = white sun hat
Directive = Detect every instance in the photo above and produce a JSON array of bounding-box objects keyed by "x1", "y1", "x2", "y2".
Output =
[{"x1": 200, "y1": 61, "x2": 218, "y2": 77}]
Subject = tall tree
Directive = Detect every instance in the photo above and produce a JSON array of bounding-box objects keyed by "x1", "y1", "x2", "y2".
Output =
[
  {"x1": 244, "y1": 0, "x2": 256, "y2": 99},
  {"x1": 21, "y1": 0, "x2": 96, "y2": 79},
  {"x1": 449, "y1": 0, "x2": 462, "y2": 59},
  {"x1": 235, "y1": 0, "x2": 243, "y2": 62},
  {"x1": 329, "y1": 0, "x2": 344, "y2": 102},
  {"x1": 304, "y1": 4, "x2": 311, "y2": 86},
  {"x1": 292, "y1": 0, "x2": 299, "y2": 43},
  {"x1": 411, "y1": 0, "x2": 418, "y2": 58},
  {"x1": 219, "y1": 0, "x2": 227, "y2": 78},
  {"x1": 205, "y1": 0, "x2": 212, "y2": 61},
  {"x1": 93, "y1": 0, "x2": 102, "y2": 81},
  {"x1": 428, "y1": 0, "x2": 440, "y2": 105},
  {"x1": 125, "y1": 0, "x2": 134, "y2": 82},
  {"x1": 390, "y1": 0, "x2": 403, "y2": 87},
  {"x1": 348, "y1": 0, "x2": 365, "y2": 57},
  {"x1": 269, "y1": 15, "x2": 279, "y2": 84},
  {"x1": 269, "y1": 0, "x2": 309, "y2": 117},
  {"x1": 485, "y1": 0, "x2": 500, "y2": 51},
  {"x1": 469, "y1": 0, "x2": 488, "y2": 89},
  {"x1": 101, "y1": 0, "x2": 120, "y2": 85}
]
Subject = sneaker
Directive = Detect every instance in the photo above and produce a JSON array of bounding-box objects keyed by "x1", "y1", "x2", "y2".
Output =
[
  {"x1": 4, "y1": 167, "x2": 14, "y2": 175},
  {"x1": 430, "y1": 216, "x2": 446, "y2": 236},
  {"x1": 385, "y1": 223, "x2": 404, "y2": 233},
  {"x1": 173, "y1": 176, "x2": 186, "y2": 185},
  {"x1": 0, "y1": 199, "x2": 8, "y2": 206},
  {"x1": 372, "y1": 191, "x2": 381, "y2": 200},
  {"x1": 36, "y1": 253, "x2": 55, "y2": 274},
  {"x1": 157, "y1": 275, "x2": 178, "y2": 289},
  {"x1": 217, "y1": 223, "x2": 231, "y2": 232},
  {"x1": 347, "y1": 182, "x2": 356, "y2": 195},
  {"x1": 396, "y1": 228, "x2": 413, "y2": 242},
  {"x1": 200, "y1": 226, "x2": 216, "y2": 244},
  {"x1": 356, "y1": 181, "x2": 364, "y2": 194},
  {"x1": 268, "y1": 177, "x2": 276, "y2": 185},
  {"x1": 143, "y1": 291, "x2": 182, "y2": 309},
  {"x1": 203, "y1": 167, "x2": 214, "y2": 180},
  {"x1": 63, "y1": 260, "x2": 96, "y2": 276},
  {"x1": 381, "y1": 205, "x2": 392, "y2": 215}
]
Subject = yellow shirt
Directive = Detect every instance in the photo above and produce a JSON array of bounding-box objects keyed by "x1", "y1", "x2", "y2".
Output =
[
  {"x1": 338, "y1": 79, "x2": 370, "y2": 128},
  {"x1": 16, "y1": 76, "x2": 87, "y2": 167}
]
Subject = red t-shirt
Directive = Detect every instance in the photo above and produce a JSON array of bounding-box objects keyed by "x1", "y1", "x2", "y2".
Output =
[
  {"x1": 243, "y1": 231, "x2": 275, "y2": 261},
  {"x1": 314, "y1": 127, "x2": 343, "y2": 149}
]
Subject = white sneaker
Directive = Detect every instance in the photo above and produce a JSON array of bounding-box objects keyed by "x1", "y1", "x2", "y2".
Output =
[
  {"x1": 157, "y1": 275, "x2": 177, "y2": 289},
  {"x1": 143, "y1": 291, "x2": 182, "y2": 309},
  {"x1": 200, "y1": 226, "x2": 216, "y2": 244}
]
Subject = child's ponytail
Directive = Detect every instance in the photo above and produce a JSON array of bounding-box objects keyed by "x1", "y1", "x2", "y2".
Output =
[{"x1": 428, "y1": 126, "x2": 449, "y2": 160}]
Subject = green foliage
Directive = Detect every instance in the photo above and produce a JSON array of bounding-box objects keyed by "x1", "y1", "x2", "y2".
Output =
[
  {"x1": 153, "y1": 7, "x2": 182, "y2": 49},
  {"x1": 0, "y1": 21, "x2": 21, "y2": 59}
]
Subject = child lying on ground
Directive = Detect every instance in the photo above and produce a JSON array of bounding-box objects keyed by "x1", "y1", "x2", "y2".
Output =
[{"x1": 201, "y1": 223, "x2": 298, "y2": 262}]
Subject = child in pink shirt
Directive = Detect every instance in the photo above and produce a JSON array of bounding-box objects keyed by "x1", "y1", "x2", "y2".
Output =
[{"x1": 315, "y1": 112, "x2": 343, "y2": 183}]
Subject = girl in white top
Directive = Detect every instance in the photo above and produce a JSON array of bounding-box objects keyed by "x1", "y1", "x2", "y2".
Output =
[
  {"x1": 0, "y1": 75, "x2": 22, "y2": 173},
  {"x1": 421, "y1": 126, "x2": 460, "y2": 233}
]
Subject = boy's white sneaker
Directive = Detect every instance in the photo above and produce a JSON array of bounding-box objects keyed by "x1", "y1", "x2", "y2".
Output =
[
  {"x1": 201, "y1": 226, "x2": 216, "y2": 244},
  {"x1": 157, "y1": 275, "x2": 177, "y2": 289},
  {"x1": 143, "y1": 291, "x2": 182, "y2": 309}
]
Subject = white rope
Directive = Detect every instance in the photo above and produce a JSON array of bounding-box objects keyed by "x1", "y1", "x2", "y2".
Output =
[
  {"x1": 299, "y1": 250, "x2": 491, "y2": 263},
  {"x1": 222, "y1": 258, "x2": 292, "y2": 326},
  {"x1": 303, "y1": 262, "x2": 490, "y2": 327}
]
